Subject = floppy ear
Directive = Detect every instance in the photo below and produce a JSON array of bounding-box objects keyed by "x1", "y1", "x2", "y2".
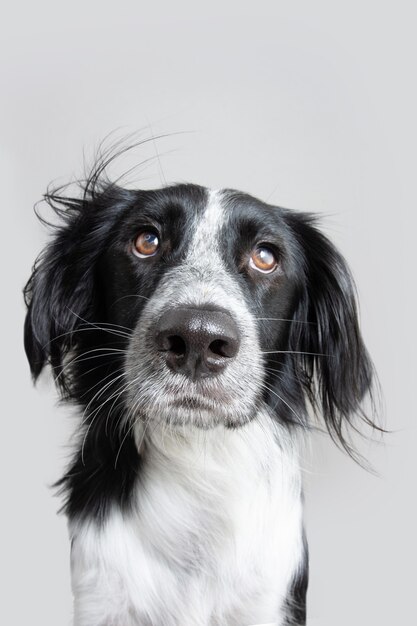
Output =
[
  {"x1": 24, "y1": 208, "x2": 96, "y2": 389},
  {"x1": 286, "y1": 213, "x2": 376, "y2": 454},
  {"x1": 23, "y1": 185, "x2": 124, "y2": 391}
]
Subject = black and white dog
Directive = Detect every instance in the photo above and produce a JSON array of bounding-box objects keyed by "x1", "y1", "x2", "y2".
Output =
[{"x1": 24, "y1": 160, "x2": 376, "y2": 625}]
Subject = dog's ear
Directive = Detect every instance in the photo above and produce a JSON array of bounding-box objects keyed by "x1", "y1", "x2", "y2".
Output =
[
  {"x1": 23, "y1": 186, "x2": 124, "y2": 391},
  {"x1": 24, "y1": 205, "x2": 96, "y2": 388},
  {"x1": 286, "y1": 213, "x2": 376, "y2": 454}
]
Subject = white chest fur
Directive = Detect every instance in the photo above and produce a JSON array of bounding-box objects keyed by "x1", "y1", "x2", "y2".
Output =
[{"x1": 70, "y1": 413, "x2": 304, "y2": 626}]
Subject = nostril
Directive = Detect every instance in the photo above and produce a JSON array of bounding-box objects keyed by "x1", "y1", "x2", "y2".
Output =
[
  {"x1": 154, "y1": 307, "x2": 241, "y2": 378},
  {"x1": 166, "y1": 335, "x2": 186, "y2": 357},
  {"x1": 209, "y1": 339, "x2": 234, "y2": 358}
]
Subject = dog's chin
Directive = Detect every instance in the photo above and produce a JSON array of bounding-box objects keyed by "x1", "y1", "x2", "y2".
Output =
[{"x1": 133, "y1": 394, "x2": 255, "y2": 432}]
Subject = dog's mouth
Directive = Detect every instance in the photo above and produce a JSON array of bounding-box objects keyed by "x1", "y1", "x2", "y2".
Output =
[
  {"x1": 126, "y1": 373, "x2": 256, "y2": 429},
  {"x1": 170, "y1": 395, "x2": 217, "y2": 410},
  {"x1": 126, "y1": 345, "x2": 259, "y2": 428},
  {"x1": 164, "y1": 382, "x2": 229, "y2": 411}
]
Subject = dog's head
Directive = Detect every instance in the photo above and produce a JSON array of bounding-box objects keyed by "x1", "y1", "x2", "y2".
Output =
[{"x1": 24, "y1": 177, "x2": 375, "y2": 459}]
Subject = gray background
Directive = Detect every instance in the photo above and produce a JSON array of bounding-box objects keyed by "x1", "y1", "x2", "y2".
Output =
[{"x1": 1, "y1": 1, "x2": 416, "y2": 624}]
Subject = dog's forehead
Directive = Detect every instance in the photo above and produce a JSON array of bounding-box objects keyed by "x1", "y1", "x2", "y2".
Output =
[
  {"x1": 188, "y1": 189, "x2": 226, "y2": 247},
  {"x1": 192, "y1": 187, "x2": 279, "y2": 224},
  {"x1": 152, "y1": 185, "x2": 282, "y2": 237},
  {"x1": 130, "y1": 184, "x2": 284, "y2": 236}
]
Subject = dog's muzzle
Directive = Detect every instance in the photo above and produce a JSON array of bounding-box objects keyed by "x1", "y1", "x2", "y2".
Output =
[{"x1": 154, "y1": 307, "x2": 240, "y2": 381}]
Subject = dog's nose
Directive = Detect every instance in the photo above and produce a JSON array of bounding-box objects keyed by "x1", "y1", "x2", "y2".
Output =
[{"x1": 154, "y1": 307, "x2": 240, "y2": 380}]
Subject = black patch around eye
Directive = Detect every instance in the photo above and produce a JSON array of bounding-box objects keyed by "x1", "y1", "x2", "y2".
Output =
[{"x1": 219, "y1": 207, "x2": 291, "y2": 279}]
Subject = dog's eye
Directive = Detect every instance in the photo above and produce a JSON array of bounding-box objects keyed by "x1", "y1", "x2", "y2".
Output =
[
  {"x1": 249, "y1": 245, "x2": 278, "y2": 273},
  {"x1": 133, "y1": 231, "x2": 160, "y2": 258}
]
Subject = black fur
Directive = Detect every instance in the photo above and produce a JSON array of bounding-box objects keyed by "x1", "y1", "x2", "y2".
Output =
[
  {"x1": 24, "y1": 157, "x2": 378, "y2": 626},
  {"x1": 24, "y1": 170, "x2": 377, "y2": 522},
  {"x1": 283, "y1": 530, "x2": 309, "y2": 625}
]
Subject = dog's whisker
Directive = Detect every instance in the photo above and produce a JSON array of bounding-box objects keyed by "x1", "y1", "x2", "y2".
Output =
[
  {"x1": 114, "y1": 408, "x2": 145, "y2": 469},
  {"x1": 80, "y1": 372, "x2": 127, "y2": 427},
  {"x1": 80, "y1": 364, "x2": 127, "y2": 398},
  {"x1": 54, "y1": 348, "x2": 126, "y2": 383},
  {"x1": 104, "y1": 375, "x2": 141, "y2": 436},
  {"x1": 79, "y1": 321, "x2": 133, "y2": 333},
  {"x1": 261, "y1": 350, "x2": 332, "y2": 357},
  {"x1": 110, "y1": 294, "x2": 151, "y2": 308},
  {"x1": 263, "y1": 369, "x2": 285, "y2": 383},
  {"x1": 64, "y1": 307, "x2": 131, "y2": 335},
  {"x1": 133, "y1": 413, "x2": 152, "y2": 454},
  {"x1": 45, "y1": 325, "x2": 130, "y2": 348},
  {"x1": 254, "y1": 317, "x2": 316, "y2": 324},
  {"x1": 80, "y1": 374, "x2": 144, "y2": 464},
  {"x1": 260, "y1": 381, "x2": 305, "y2": 425},
  {"x1": 105, "y1": 372, "x2": 148, "y2": 428},
  {"x1": 263, "y1": 366, "x2": 302, "y2": 384},
  {"x1": 83, "y1": 373, "x2": 141, "y2": 428}
]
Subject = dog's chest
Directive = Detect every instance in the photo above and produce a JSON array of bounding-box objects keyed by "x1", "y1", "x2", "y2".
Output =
[{"x1": 71, "y1": 421, "x2": 303, "y2": 625}]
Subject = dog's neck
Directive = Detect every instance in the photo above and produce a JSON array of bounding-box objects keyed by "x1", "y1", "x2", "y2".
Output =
[{"x1": 133, "y1": 410, "x2": 301, "y2": 498}]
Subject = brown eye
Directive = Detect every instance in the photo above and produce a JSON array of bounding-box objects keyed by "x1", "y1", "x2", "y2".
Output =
[
  {"x1": 133, "y1": 231, "x2": 160, "y2": 258},
  {"x1": 249, "y1": 245, "x2": 278, "y2": 273}
]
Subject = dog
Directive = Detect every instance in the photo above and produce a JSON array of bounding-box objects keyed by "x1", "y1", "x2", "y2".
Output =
[{"x1": 24, "y1": 157, "x2": 376, "y2": 626}]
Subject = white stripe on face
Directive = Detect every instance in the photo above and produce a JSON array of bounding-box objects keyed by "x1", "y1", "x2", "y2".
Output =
[
  {"x1": 125, "y1": 188, "x2": 265, "y2": 429},
  {"x1": 185, "y1": 189, "x2": 226, "y2": 268}
]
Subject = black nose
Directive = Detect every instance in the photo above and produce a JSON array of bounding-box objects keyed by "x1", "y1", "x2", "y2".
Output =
[{"x1": 154, "y1": 307, "x2": 240, "y2": 380}]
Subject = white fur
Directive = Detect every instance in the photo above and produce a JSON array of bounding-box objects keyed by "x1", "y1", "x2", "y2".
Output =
[
  {"x1": 70, "y1": 190, "x2": 305, "y2": 625},
  {"x1": 70, "y1": 411, "x2": 304, "y2": 626}
]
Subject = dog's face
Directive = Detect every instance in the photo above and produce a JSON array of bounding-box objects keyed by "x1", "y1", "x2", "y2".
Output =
[
  {"x1": 103, "y1": 186, "x2": 305, "y2": 431},
  {"x1": 24, "y1": 181, "x2": 374, "y2": 461}
]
